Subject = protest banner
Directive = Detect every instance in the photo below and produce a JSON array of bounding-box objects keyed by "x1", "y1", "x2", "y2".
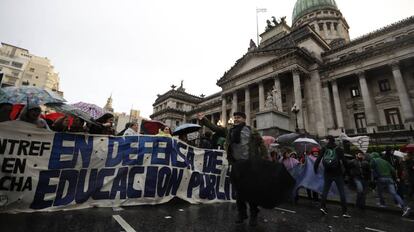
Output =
[{"x1": 0, "y1": 121, "x2": 234, "y2": 213}]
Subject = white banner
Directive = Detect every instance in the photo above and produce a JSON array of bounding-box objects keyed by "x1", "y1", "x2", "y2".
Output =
[{"x1": 0, "y1": 121, "x2": 234, "y2": 213}]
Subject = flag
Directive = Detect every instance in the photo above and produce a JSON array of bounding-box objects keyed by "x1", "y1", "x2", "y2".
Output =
[
  {"x1": 340, "y1": 133, "x2": 370, "y2": 153},
  {"x1": 256, "y1": 8, "x2": 267, "y2": 13}
]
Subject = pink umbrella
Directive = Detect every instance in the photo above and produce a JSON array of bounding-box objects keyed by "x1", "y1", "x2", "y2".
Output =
[{"x1": 71, "y1": 102, "x2": 107, "y2": 119}]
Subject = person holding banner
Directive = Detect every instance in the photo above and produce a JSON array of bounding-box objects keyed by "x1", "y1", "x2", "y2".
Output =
[
  {"x1": 18, "y1": 103, "x2": 50, "y2": 130},
  {"x1": 123, "y1": 122, "x2": 139, "y2": 136},
  {"x1": 0, "y1": 102, "x2": 13, "y2": 122},
  {"x1": 197, "y1": 111, "x2": 268, "y2": 226}
]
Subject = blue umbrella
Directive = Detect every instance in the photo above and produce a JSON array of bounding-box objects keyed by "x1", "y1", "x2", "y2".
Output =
[
  {"x1": 172, "y1": 123, "x2": 201, "y2": 136},
  {"x1": 0, "y1": 86, "x2": 66, "y2": 105}
]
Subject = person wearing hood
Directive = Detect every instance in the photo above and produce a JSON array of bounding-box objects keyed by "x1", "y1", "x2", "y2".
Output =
[
  {"x1": 89, "y1": 113, "x2": 115, "y2": 135},
  {"x1": 371, "y1": 152, "x2": 411, "y2": 217},
  {"x1": 314, "y1": 135, "x2": 350, "y2": 218},
  {"x1": 18, "y1": 103, "x2": 50, "y2": 130}
]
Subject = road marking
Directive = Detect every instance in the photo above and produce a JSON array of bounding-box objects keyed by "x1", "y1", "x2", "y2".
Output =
[
  {"x1": 274, "y1": 207, "x2": 296, "y2": 214},
  {"x1": 365, "y1": 227, "x2": 386, "y2": 232},
  {"x1": 113, "y1": 215, "x2": 137, "y2": 232}
]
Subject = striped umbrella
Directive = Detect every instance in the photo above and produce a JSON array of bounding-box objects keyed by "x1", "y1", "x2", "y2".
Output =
[{"x1": 70, "y1": 102, "x2": 106, "y2": 119}]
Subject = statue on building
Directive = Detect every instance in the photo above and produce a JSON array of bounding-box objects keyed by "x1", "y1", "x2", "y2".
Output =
[
  {"x1": 265, "y1": 91, "x2": 275, "y2": 109},
  {"x1": 280, "y1": 16, "x2": 286, "y2": 24},
  {"x1": 272, "y1": 85, "x2": 281, "y2": 111},
  {"x1": 177, "y1": 80, "x2": 186, "y2": 92},
  {"x1": 271, "y1": 16, "x2": 279, "y2": 26},
  {"x1": 249, "y1": 39, "x2": 257, "y2": 49},
  {"x1": 265, "y1": 19, "x2": 274, "y2": 31}
]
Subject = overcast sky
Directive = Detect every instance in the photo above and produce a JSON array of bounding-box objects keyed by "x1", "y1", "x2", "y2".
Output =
[{"x1": 1, "y1": 0, "x2": 413, "y2": 118}]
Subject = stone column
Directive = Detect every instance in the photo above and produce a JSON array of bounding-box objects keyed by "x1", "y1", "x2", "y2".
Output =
[
  {"x1": 231, "y1": 91, "x2": 238, "y2": 116},
  {"x1": 391, "y1": 62, "x2": 414, "y2": 122},
  {"x1": 322, "y1": 83, "x2": 334, "y2": 129},
  {"x1": 292, "y1": 69, "x2": 304, "y2": 129},
  {"x1": 310, "y1": 70, "x2": 326, "y2": 136},
  {"x1": 245, "y1": 87, "x2": 251, "y2": 125},
  {"x1": 331, "y1": 80, "x2": 344, "y2": 129},
  {"x1": 221, "y1": 95, "x2": 227, "y2": 127},
  {"x1": 358, "y1": 71, "x2": 377, "y2": 131},
  {"x1": 258, "y1": 81, "x2": 265, "y2": 111},
  {"x1": 273, "y1": 75, "x2": 283, "y2": 111}
]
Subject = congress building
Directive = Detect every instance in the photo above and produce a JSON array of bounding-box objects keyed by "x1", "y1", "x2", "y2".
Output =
[{"x1": 151, "y1": 0, "x2": 414, "y2": 140}]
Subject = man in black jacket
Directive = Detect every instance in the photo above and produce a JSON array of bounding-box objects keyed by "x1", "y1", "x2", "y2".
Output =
[
  {"x1": 314, "y1": 135, "x2": 350, "y2": 218},
  {"x1": 348, "y1": 151, "x2": 371, "y2": 209}
]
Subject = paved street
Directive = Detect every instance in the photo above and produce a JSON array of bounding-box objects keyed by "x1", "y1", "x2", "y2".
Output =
[{"x1": 1, "y1": 198, "x2": 413, "y2": 232}]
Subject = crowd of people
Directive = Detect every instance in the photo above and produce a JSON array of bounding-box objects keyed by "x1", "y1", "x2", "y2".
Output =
[{"x1": 1, "y1": 102, "x2": 413, "y2": 225}]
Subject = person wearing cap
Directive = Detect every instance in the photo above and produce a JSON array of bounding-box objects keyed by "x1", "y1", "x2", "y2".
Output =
[
  {"x1": 18, "y1": 103, "x2": 50, "y2": 130},
  {"x1": 197, "y1": 111, "x2": 267, "y2": 226},
  {"x1": 348, "y1": 151, "x2": 371, "y2": 209}
]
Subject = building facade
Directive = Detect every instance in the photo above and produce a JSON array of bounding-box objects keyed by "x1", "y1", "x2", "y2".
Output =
[
  {"x1": 0, "y1": 43, "x2": 62, "y2": 95},
  {"x1": 152, "y1": 0, "x2": 414, "y2": 139}
]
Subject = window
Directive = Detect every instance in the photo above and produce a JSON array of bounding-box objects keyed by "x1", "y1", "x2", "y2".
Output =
[
  {"x1": 11, "y1": 62, "x2": 23, "y2": 68},
  {"x1": 333, "y1": 23, "x2": 338, "y2": 31},
  {"x1": 282, "y1": 93, "x2": 287, "y2": 103},
  {"x1": 176, "y1": 121, "x2": 180, "y2": 126},
  {"x1": 35, "y1": 76, "x2": 39, "y2": 79},
  {"x1": 29, "y1": 67, "x2": 35, "y2": 72},
  {"x1": 0, "y1": 59, "x2": 9, "y2": 65},
  {"x1": 301, "y1": 88, "x2": 304, "y2": 99},
  {"x1": 350, "y1": 86, "x2": 360, "y2": 98},
  {"x1": 354, "y1": 113, "x2": 367, "y2": 129},
  {"x1": 378, "y1": 79, "x2": 391, "y2": 92},
  {"x1": 326, "y1": 22, "x2": 331, "y2": 30},
  {"x1": 385, "y1": 108, "x2": 402, "y2": 126},
  {"x1": 32, "y1": 84, "x2": 36, "y2": 86},
  {"x1": 310, "y1": 24, "x2": 315, "y2": 30},
  {"x1": 318, "y1": 23, "x2": 324, "y2": 31},
  {"x1": 316, "y1": 11, "x2": 321, "y2": 15}
]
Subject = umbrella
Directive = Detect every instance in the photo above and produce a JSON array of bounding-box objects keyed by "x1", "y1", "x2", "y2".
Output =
[
  {"x1": 0, "y1": 86, "x2": 66, "y2": 105},
  {"x1": 400, "y1": 144, "x2": 414, "y2": 153},
  {"x1": 45, "y1": 103, "x2": 97, "y2": 125},
  {"x1": 71, "y1": 102, "x2": 106, "y2": 119},
  {"x1": 231, "y1": 158, "x2": 296, "y2": 209},
  {"x1": 276, "y1": 133, "x2": 301, "y2": 144},
  {"x1": 262, "y1": 136, "x2": 276, "y2": 147},
  {"x1": 140, "y1": 119, "x2": 166, "y2": 135},
  {"x1": 172, "y1": 123, "x2": 201, "y2": 136},
  {"x1": 293, "y1": 137, "x2": 320, "y2": 154}
]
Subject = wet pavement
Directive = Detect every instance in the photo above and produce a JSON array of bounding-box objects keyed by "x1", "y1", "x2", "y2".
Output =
[{"x1": 1, "y1": 198, "x2": 413, "y2": 232}]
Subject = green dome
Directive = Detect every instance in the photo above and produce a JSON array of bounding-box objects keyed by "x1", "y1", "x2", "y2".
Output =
[{"x1": 292, "y1": 0, "x2": 338, "y2": 23}]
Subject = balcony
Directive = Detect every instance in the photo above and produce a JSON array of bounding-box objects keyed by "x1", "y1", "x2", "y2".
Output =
[
  {"x1": 345, "y1": 129, "x2": 355, "y2": 135},
  {"x1": 377, "y1": 124, "x2": 405, "y2": 132}
]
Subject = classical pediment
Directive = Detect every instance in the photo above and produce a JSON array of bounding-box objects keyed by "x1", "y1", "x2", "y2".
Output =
[
  {"x1": 217, "y1": 49, "x2": 298, "y2": 86},
  {"x1": 232, "y1": 55, "x2": 275, "y2": 77}
]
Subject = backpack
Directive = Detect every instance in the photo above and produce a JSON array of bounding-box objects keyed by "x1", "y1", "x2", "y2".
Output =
[{"x1": 322, "y1": 147, "x2": 339, "y2": 169}]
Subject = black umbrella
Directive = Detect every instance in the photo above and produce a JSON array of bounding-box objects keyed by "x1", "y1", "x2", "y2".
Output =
[
  {"x1": 172, "y1": 123, "x2": 201, "y2": 136},
  {"x1": 231, "y1": 158, "x2": 296, "y2": 209}
]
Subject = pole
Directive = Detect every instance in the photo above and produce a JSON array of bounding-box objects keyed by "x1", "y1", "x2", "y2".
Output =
[{"x1": 256, "y1": 8, "x2": 259, "y2": 45}]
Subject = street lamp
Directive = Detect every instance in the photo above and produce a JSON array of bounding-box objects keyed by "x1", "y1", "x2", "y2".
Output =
[
  {"x1": 228, "y1": 117, "x2": 234, "y2": 125},
  {"x1": 291, "y1": 103, "x2": 299, "y2": 132},
  {"x1": 217, "y1": 120, "x2": 223, "y2": 127}
]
